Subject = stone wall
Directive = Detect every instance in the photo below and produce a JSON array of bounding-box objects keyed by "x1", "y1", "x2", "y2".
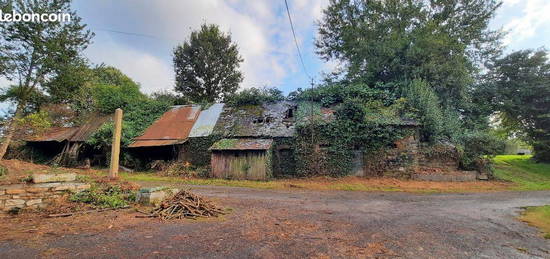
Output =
[
  {"x1": 0, "y1": 173, "x2": 90, "y2": 213},
  {"x1": 362, "y1": 134, "x2": 420, "y2": 178}
]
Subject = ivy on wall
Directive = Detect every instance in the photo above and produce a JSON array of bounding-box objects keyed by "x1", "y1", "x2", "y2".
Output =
[{"x1": 294, "y1": 99, "x2": 412, "y2": 177}]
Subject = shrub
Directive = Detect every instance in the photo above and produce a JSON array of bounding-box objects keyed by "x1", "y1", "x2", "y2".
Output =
[
  {"x1": 402, "y1": 79, "x2": 444, "y2": 142},
  {"x1": 70, "y1": 184, "x2": 136, "y2": 209},
  {"x1": 458, "y1": 131, "x2": 505, "y2": 171},
  {"x1": 291, "y1": 82, "x2": 394, "y2": 107},
  {"x1": 225, "y1": 87, "x2": 284, "y2": 106}
]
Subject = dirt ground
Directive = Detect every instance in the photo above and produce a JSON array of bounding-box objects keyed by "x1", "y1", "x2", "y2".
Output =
[
  {"x1": 0, "y1": 159, "x2": 100, "y2": 185},
  {"x1": 1, "y1": 186, "x2": 549, "y2": 258}
]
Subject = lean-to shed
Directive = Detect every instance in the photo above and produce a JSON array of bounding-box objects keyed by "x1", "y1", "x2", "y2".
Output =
[
  {"x1": 209, "y1": 138, "x2": 273, "y2": 180},
  {"x1": 23, "y1": 113, "x2": 113, "y2": 165}
]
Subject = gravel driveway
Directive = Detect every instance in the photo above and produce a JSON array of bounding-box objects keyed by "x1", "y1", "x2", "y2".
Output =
[{"x1": 1, "y1": 186, "x2": 550, "y2": 258}]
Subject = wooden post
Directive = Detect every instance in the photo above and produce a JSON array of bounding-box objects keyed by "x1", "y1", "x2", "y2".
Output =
[{"x1": 109, "y1": 108, "x2": 123, "y2": 179}]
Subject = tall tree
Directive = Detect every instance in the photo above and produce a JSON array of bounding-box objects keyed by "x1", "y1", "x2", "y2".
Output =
[
  {"x1": 173, "y1": 23, "x2": 243, "y2": 103},
  {"x1": 0, "y1": 0, "x2": 93, "y2": 159},
  {"x1": 316, "y1": 0, "x2": 503, "y2": 108},
  {"x1": 486, "y1": 49, "x2": 550, "y2": 162}
]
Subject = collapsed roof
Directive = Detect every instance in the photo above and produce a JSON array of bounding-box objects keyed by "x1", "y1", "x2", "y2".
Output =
[
  {"x1": 24, "y1": 113, "x2": 112, "y2": 143},
  {"x1": 212, "y1": 101, "x2": 297, "y2": 138},
  {"x1": 210, "y1": 138, "x2": 273, "y2": 151}
]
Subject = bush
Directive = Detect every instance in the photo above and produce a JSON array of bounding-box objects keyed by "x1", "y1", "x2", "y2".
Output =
[
  {"x1": 291, "y1": 82, "x2": 395, "y2": 107},
  {"x1": 225, "y1": 87, "x2": 284, "y2": 106},
  {"x1": 458, "y1": 131, "x2": 505, "y2": 171},
  {"x1": 402, "y1": 79, "x2": 444, "y2": 142},
  {"x1": 70, "y1": 184, "x2": 136, "y2": 209}
]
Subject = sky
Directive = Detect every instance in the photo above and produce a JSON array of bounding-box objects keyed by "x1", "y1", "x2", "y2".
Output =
[{"x1": 3, "y1": 0, "x2": 550, "y2": 101}]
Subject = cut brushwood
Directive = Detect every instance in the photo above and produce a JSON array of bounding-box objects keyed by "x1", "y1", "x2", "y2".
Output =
[{"x1": 149, "y1": 190, "x2": 225, "y2": 220}]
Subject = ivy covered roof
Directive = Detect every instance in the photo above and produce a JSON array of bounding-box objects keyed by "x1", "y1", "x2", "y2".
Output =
[
  {"x1": 209, "y1": 138, "x2": 273, "y2": 150},
  {"x1": 212, "y1": 101, "x2": 297, "y2": 138}
]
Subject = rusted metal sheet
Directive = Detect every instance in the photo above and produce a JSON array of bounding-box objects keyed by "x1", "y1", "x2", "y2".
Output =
[
  {"x1": 70, "y1": 114, "x2": 113, "y2": 142},
  {"x1": 209, "y1": 138, "x2": 273, "y2": 151},
  {"x1": 128, "y1": 139, "x2": 187, "y2": 148},
  {"x1": 189, "y1": 103, "x2": 224, "y2": 138},
  {"x1": 24, "y1": 127, "x2": 79, "y2": 142},
  {"x1": 128, "y1": 105, "x2": 201, "y2": 148},
  {"x1": 210, "y1": 150, "x2": 269, "y2": 180}
]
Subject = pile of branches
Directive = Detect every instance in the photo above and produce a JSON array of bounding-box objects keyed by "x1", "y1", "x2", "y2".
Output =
[{"x1": 150, "y1": 190, "x2": 225, "y2": 220}]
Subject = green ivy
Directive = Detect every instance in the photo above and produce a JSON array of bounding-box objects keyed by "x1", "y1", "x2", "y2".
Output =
[
  {"x1": 86, "y1": 99, "x2": 170, "y2": 152},
  {"x1": 295, "y1": 99, "x2": 408, "y2": 177}
]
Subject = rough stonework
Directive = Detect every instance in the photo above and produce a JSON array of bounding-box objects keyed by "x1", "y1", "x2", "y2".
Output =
[
  {"x1": 32, "y1": 173, "x2": 77, "y2": 183},
  {"x1": 136, "y1": 187, "x2": 180, "y2": 206},
  {"x1": 0, "y1": 176, "x2": 90, "y2": 212}
]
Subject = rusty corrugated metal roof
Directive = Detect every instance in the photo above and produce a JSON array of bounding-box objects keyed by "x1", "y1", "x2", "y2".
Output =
[
  {"x1": 24, "y1": 113, "x2": 112, "y2": 143},
  {"x1": 128, "y1": 105, "x2": 201, "y2": 148},
  {"x1": 209, "y1": 138, "x2": 273, "y2": 151},
  {"x1": 127, "y1": 139, "x2": 187, "y2": 148},
  {"x1": 24, "y1": 127, "x2": 79, "y2": 142},
  {"x1": 70, "y1": 114, "x2": 113, "y2": 142}
]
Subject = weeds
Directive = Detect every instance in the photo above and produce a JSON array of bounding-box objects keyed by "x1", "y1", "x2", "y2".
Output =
[{"x1": 70, "y1": 183, "x2": 136, "y2": 209}]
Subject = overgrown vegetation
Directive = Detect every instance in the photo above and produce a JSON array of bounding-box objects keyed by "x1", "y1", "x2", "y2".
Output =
[
  {"x1": 226, "y1": 87, "x2": 284, "y2": 106},
  {"x1": 70, "y1": 183, "x2": 136, "y2": 209},
  {"x1": 295, "y1": 98, "x2": 410, "y2": 176},
  {"x1": 87, "y1": 100, "x2": 170, "y2": 149}
]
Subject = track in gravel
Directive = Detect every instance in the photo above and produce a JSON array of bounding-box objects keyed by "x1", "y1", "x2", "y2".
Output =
[{"x1": 1, "y1": 186, "x2": 550, "y2": 258}]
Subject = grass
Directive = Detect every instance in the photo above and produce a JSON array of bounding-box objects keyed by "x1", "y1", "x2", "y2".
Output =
[
  {"x1": 116, "y1": 171, "x2": 511, "y2": 193},
  {"x1": 89, "y1": 154, "x2": 550, "y2": 193},
  {"x1": 493, "y1": 155, "x2": 550, "y2": 191},
  {"x1": 520, "y1": 206, "x2": 550, "y2": 239}
]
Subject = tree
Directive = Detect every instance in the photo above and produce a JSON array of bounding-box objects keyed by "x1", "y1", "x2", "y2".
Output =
[
  {"x1": 150, "y1": 90, "x2": 189, "y2": 106},
  {"x1": 0, "y1": 0, "x2": 93, "y2": 159},
  {"x1": 173, "y1": 23, "x2": 243, "y2": 103},
  {"x1": 316, "y1": 0, "x2": 503, "y2": 108},
  {"x1": 487, "y1": 49, "x2": 550, "y2": 162},
  {"x1": 225, "y1": 87, "x2": 284, "y2": 106},
  {"x1": 91, "y1": 66, "x2": 146, "y2": 114}
]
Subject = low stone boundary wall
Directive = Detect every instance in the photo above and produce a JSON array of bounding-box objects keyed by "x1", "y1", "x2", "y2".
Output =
[{"x1": 0, "y1": 173, "x2": 90, "y2": 213}]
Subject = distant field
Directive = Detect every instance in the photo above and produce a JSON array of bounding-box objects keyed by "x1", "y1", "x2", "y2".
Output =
[{"x1": 493, "y1": 155, "x2": 550, "y2": 191}]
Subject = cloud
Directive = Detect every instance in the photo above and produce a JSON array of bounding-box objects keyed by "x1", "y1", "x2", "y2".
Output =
[
  {"x1": 500, "y1": 0, "x2": 550, "y2": 47},
  {"x1": 83, "y1": 34, "x2": 173, "y2": 94},
  {"x1": 75, "y1": 0, "x2": 330, "y2": 93}
]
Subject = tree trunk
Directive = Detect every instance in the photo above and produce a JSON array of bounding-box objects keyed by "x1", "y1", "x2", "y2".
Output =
[{"x1": 0, "y1": 102, "x2": 25, "y2": 160}]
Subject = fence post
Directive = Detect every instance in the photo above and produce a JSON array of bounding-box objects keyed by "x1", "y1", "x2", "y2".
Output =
[{"x1": 109, "y1": 108, "x2": 123, "y2": 179}]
